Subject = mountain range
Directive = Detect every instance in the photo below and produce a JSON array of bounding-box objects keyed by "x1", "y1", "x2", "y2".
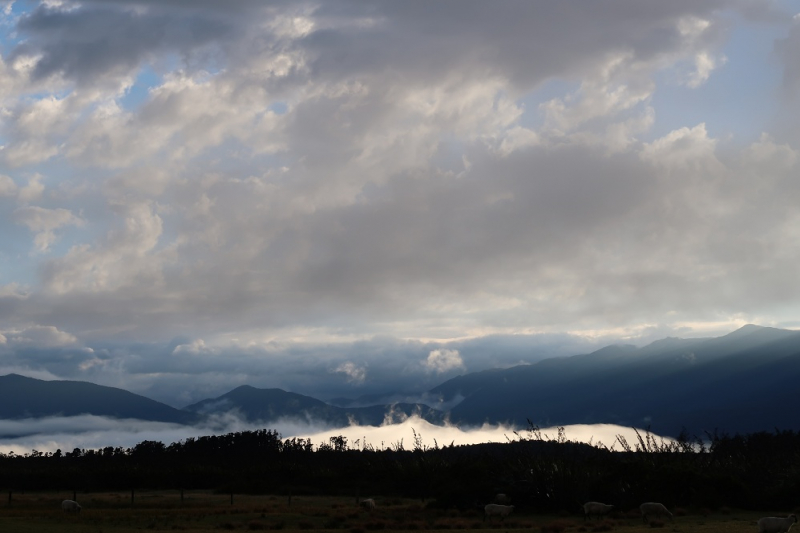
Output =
[{"x1": 2, "y1": 324, "x2": 799, "y2": 438}]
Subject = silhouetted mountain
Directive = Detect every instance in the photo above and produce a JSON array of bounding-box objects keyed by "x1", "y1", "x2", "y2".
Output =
[
  {"x1": 4, "y1": 325, "x2": 799, "y2": 438},
  {"x1": 444, "y1": 325, "x2": 800, "y2": 436},
  {"x1": 183, "y1": 385, "x2": 446, "y2": 426},
  {"x1": 0, "y1": 374, "x2": 199, "y2": 426}
]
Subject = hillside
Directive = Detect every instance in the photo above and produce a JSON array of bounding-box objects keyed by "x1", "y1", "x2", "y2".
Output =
[
  {"x1": 0, "y1": 374, "x2": 198, "y2": 426},
  {"x1": 3, "y1": 325, "x2": 799, "y2": 437},
  {"x1": 445, "y1": 325, "x2": 800, "y2": 436},
  {"x1": 183, "y1": 385, "x2": 446, "y2": 426}
]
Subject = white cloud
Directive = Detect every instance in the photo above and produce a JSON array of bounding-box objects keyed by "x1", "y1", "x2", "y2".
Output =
[
  {"x1": 540, "y1": 53, "x2": 654, "y2": 135},
  {"x1": 172, "y1": 339, "x2": 212, "y2": 355},
  {"x1": 640, "y1": 123, "x2": 721, "y2": 172},
  {"x1": 41, "y1": 201, "x2": 168, "y2": 294},
  {"x1": 684, "y1": 51, "x2": 725, "y2": 88},
  {"x1": 334, "y1": 362, "x2": 367, "y2": 384},
  {"x1": 13, "y1": 205, "x2": 84, "y2": 252},
  {"x1": 744, "y1": 133, "x2": 798, "y2": 169},
  {"x1": 2, "y1": 325, "x2": 78, "y2": 348},
  {"x1": 424, "y1": 349, "x2": 465, "y2": 374},
  {"x1": 0, "y1": 174, "x2": 17, "y2": 196},
  {"x1": 17, "y1": 174, "x2": 45, "y2": 203}
]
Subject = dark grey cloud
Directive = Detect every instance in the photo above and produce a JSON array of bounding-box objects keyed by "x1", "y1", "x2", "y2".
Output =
[
  {"x1": 10, "y1": 0, "x2": 735, "y2": 90},
  {"x1": 12, "y1": 1, "x2": 240, "y2": 84}
]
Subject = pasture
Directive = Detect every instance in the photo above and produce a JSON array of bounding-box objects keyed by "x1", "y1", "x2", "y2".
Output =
[{"x1": 0, "y1": 491, "x2": 775, "y2": 533}]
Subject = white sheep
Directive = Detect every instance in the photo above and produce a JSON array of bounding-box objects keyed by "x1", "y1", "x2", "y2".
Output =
[
  {"x1": 583, "y1": 502, "x2": 614, "y2": 521},
  {"x1": 640, "y1": 502, "x2": 672, "y2": 522},
  {"x1": 61, "y1": 499, "x2": 81, "y2": 513},
  {"x1": 758, "y1": 515, "x2": 798, "y2": 533},
  {"x1": 494, "y1": 493, "x2": 511, "y2": 504},
  {"x1": 359, "y1": 498, "x2": 376, "y2": 511},
  {"x1": 484, "y1": 504, "x2": 514, "y2": 521}
]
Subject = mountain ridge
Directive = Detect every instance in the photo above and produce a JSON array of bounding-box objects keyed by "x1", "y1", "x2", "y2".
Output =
[{"x1": 3, "y1": 324, "x2": 799, "y2": 437}]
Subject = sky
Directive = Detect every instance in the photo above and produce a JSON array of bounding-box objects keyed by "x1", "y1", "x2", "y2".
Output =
[{"x1": 2, "y1": 0, "x2": 800, "y2": 408}]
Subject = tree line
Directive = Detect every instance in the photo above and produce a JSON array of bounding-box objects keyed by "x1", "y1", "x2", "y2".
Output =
[{"x1": 2, "y1": 425, "x2": 799, "y2": 512}]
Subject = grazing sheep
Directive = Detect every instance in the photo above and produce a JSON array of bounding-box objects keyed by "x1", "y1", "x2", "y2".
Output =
[
  {"x1": 494, "y1": 493, "x2": 511, "y2": 504},
  {"x1": 583, "y1": 502, "x2": 614, "y2": 521},
  {"x1": 359, "y1": 498, "x2": 376, "y2": 511},
  {"x1": 640, "y1": 502, "x2": 672, "y2": 523},
  {"x1": 484, "y1": 504, "x2": 514, "y2": 521},
  {"x1": 758, "y1": 515, "x2": 798, "y2": 533},
  {"x1": 61, "y1": 499, "x2": 81, "y2": 513}
]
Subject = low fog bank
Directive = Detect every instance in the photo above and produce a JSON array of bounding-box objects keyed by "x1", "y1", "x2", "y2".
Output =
[
  {"x1": 289, "y1": 417, "x2": 671, "y2": 450},
  {"x1": 0, "y1": 413, "x2": 336, "y2": 455},
  {"x1": 0, "y1": 413, "x2": 670, "y2": 455}
]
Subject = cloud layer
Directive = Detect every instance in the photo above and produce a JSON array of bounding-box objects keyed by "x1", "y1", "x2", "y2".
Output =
[
  {"x1": 0, "y1": 413, "x2": 666, "y2": 455},
  {"x1": 1, "y1": 1, "x2": 799, "y2": 403}
]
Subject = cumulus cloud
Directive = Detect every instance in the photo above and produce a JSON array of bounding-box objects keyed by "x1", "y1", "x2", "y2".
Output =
[
  {"x1": 17, "y1": 174, "x2": 45, "y2": 203},
  {"x1": 424, "y1": 349, "x2": 465, "y2": 374},
  {"x1": 1, "y1": 325, "x2": 78, "y2": 348},
  {"x1": 0, "y1": 174, "x2": 17, "y2": 196},
  {"x1": 334, "y1": 362, "x2": 367, "y2": 384},
  {"x1": 13, "y1": 205, "x2": 84, "y2": 252}
]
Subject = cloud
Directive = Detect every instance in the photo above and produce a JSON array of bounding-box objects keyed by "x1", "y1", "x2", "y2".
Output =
[
  {"x1": 0, "y1": 412, "x2": 672, "y2": 455},
  {"x1": 0, "y1": 175, "x2": 17, "y2": 196},
  {"x1": 18, "y1": 174, "x2": 45, "y2": 203},
  {"x1": 424, "y1": 349, "x2": 465, "y2": 374},
  {"x1": 1, "y1": 325, "x2": 78, "y2": 348},
  {"x1": 334, "y1": 361, "x2": 367, "y2": 384},
  {"x1": 0, "y1": 0, "x2": 799, "y2": 412},
  {"x1": 13, "y1": 205, "x2": 84, "y2": 252}
]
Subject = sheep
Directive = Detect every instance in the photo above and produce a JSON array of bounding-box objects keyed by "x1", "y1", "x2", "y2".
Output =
[
  {"x1": 61, "y1": 499, "x2": 81, "y2": 513},
  {"x1": 640, "y1": 502, "x2": 672, "y2": 523},
  {"x1": 757, "y1": 515, "x2": 798, "y2": 533},
  {"x1": 359, "y1": 498, "x2": 376, "y2": 511},
  {"x1": 583, "y1": 502, "x2": 614, "y2": 521},
  {"x1": 494, "y1": 493, "x2": 511, "y2": 504},
  {"x1": 484, "y1": 504, "x2": 514, "y2": 521}
]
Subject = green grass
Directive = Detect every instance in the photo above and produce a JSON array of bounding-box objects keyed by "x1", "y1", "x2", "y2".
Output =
[{"x1": 0, "y1": 492, "x2": 765, "y2": 533}]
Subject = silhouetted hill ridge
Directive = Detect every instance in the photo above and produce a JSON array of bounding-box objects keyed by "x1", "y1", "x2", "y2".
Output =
[
  {"x1": 446, "y1": 325, "x2": 800, "y2": 435},
  {"x1": 0, "y1": 374, "x2": 198, "y2": 424}
]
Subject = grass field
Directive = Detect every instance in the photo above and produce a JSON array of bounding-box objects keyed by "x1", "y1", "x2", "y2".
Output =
[{"x1": 0, "y1": 491, "x2": 770, "y2": 533}]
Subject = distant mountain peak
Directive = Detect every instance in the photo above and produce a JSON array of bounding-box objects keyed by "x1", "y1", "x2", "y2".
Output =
[{"x1": 725, "y1": 324, "x2": 766, "y2": 336}]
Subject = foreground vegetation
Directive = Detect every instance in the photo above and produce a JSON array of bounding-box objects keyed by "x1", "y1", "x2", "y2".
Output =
[
  {"x1": 0, "y1": 491, "x2": 785, "y2": 533},
  {"x1": 2, "y1": 425, "x2": 800, "y2": 514}
]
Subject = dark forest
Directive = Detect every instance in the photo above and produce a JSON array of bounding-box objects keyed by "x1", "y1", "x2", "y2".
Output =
[{"x1": 2, "y1": 426, "x2": 799, "y2": 513}]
